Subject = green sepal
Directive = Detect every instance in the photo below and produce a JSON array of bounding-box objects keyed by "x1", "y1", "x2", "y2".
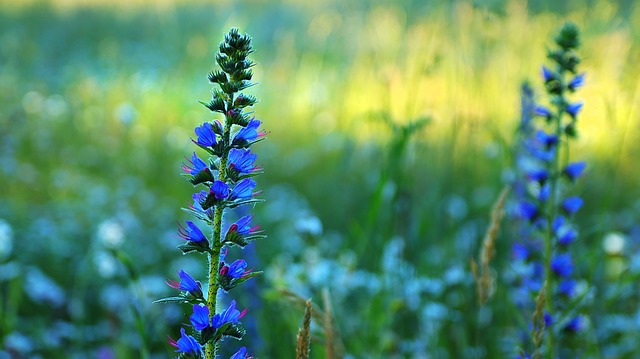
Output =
[
  {"x1": 224, "y1": 230, "x2": 266, "y2": 248},
  {"x1": 181, "y1": 207, "x2": 214, "y2": 224},
  {"x1": 232, "y1": 136, "x2": 266, "y2": 149},
  {"x1": 199, "y1": 97, "x2": 225, "y2": 114},
  {"x1": 177, "y1": 241, "x2": 213, "y2": 255},
  {"x1": 219, "y1": 271, "x2": 262, "y2": 292},
  {"x1": 186, "y1": 169, "x2": 215, "y2": 186},
  {"x1": 226, "y1": 198, "x2": 264, "y2": 209},
  {"x1": 153, "y1": 296, "x2": 190, "y2": 304},
  {"x1": 226, "y1": 168, "x2": 262, "y2": 183},
  {"x1": 221, "y1": 324, "x2": 245, "y2": 340},
  {"x1": 233, "y1": 93, "x2": 257, "y2": 109},
  {"x1": 207, "y1": 70, "x2": 228, "y2": 84}
]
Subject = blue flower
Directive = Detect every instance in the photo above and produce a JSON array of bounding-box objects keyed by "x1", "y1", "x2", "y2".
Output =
[
  {"x1": 193, "y1": 122, "x2": 217, "y2": 147},
  {"x1": 234, "y1": 215, "x2": 260, "y2": 235},
  {"x1": 568, "y1": 73, "x2": 585, "y2": 91},
  {"x1": 535, "y1": 106, "x2": 552, "y2": 119},
  {"x1": 563, "y1": 316, "x2": 583, "y2": 332},
  {"x1": 542, "y1": 66, "x2": 555, "y2": 82},
  {"x1": 519, "y1": 201, "x2": 539, "y2": 222},
  {"x1": 230, "y1": 347, "x2": 252, "y2": 359},
  {"x1": 562, "y1": 197, "x2": 583, "y2": 215},
  {"x1": 228, "y1": 148, "x2": 259, "y2": 174},
  {"x1": 211, "y1": 180, "x2": 230, "y2": 200},
  {"x1": 557, "y1": 279, "x2": 576, "y2": 297},
  {"x1": 233, "y1": 119, "x2": 264, "y2": 146},
  {"x1": 211, "y1": 300, "x2": 246, "y2": 329},
  {"x1": 168, "y1": 327, "x2": 203, "y2": 354},
  {"x1": 538, "y1": 183, "x2": 551, "y2": 202},
  {"x1": 190, "y1": 304, "x2": 211, "y2": 331},
  {"x1": 178, "y1": 270, "x2": 201, "y2": 293},
  {"x1": 178, "y1": 221, "x2": 207, "y2": 242},
  {"x1": 551, "y1": 253, "x2": 573, "y2": 277},
  {"x1": 566, "y1": 101, "x2": 583, "y2": 118},
  {"x1": 557, "y1": 226, "x2": 577, "y2": 246},
  {"x1": 230, "y1": 179, "x2": 257, "y2": 200},
  {"x1": 182, "y1": 152, "x2": 209, "y2": 176},
  {"x1": 535, "y1": 130, "x2": 558, "y2": 148},
  {"x1": 527, "y1": 168, "x2": 548, "y2": 183},
  {"x1": 223, "y1": 259, "x2": 249, "y2": 279},
  {"x1": 191, "y1": 190, "x2": 209, "y2": 212},
  {"x1": 563, "y1": 161, "x2": 586, "y2": 181},
  {"x1": 512, "y1": 242, "x2": 530, "y2": 260}
]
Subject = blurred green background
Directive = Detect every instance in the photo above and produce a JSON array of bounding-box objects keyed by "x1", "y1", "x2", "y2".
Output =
[{"x1": 1, "y1": 0, "x2": 640, "y2": 358}]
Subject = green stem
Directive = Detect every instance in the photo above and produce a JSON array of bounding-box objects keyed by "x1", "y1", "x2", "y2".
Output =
[{"x1": 205, "y1": 96, "x2": 234, "y2": 359}]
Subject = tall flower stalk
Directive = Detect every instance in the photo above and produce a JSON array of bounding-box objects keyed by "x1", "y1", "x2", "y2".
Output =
[
  {"x1": 512, "y1": 23, "x2": 586, "y2": 358},
  {"x1": 157, "y1": 28, "x2": 265, "y2": 359}
]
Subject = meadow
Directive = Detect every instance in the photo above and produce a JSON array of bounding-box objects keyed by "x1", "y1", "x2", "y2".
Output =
[{"x1": 1, "y1": 0, "x2": 640, "y2": 358}]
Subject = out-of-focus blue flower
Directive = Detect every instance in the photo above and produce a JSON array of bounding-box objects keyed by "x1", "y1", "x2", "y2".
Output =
[
  {"x1": 557, "y1": 279, "x2": 576, "y2": 297},
  {"x1": 230, "y1": 179, "x2": 256, "y2": 200},
  {"x1": 535, "y1": 106, "x2": 552, "y2": 119},
  {"x1": 182, "y1": 152, "x2": 209, "y2": 176},
  {"x1": 193, "y1": 122, "x2": 217, "y2": 147},
  {"x1": 557, "y1": 226, "x2": 578, "y2": 246},
  {"x1": 568, "y1": 73, "x2": 586, "y2": 91},
  {"x1": 512, "y1": 242, "x2": 530, "y2": 260},
  {"x1": 535, "y1": 130, "x2": 558, "y2": 148},
  {"x1": 519, "y1": 202, "x2": 539, "y2": 222},
  {"x1": 538, "y1": 183, "x2": 551, "y2": 202},
  {"x1": 564, "y1": 316, "x2": 583, "y2": 332},
  {"x1": 228, "y1": 149, "x2": 259, "y2": 174},
  {"x1": 528, "y1": 168, "x2": 549, "y2": 183},
  {"x1": 566, "y1": 102, "x2": 583, "y2": 118},
  {"x1": 562, "y1": 197, "x2": 583, "y2": 215},
  {"x1": 544, "y1": 312, "x2": 553, "y2": 327},
  {"x1": 211, "y1": 180, "x2": 230, "y2": 200},
  {"x1": 168, "y1": 328, "x2": 203, "y2": 354},
  {"x1": 178, "y1": 221, "x2": 207, "y2": 242},
  {"x1": 542, "y1": 66, "x2": 555, "y2": 82},
  {"x1": 190, "y1": 304, "x2": 211, "y2": 331},
  {"x1": 563, "y1": 161, "x2": 586, "y2": 181},
  {"x1": 551, "y1": 253, "x2": 573, "y2": 277}
]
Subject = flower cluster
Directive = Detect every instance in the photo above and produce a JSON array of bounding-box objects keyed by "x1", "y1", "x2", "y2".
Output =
[
  {"x1": 510, "y1": 23, "x2": 586, "y2": 358},
  {"x1": 157, "y1": 28, "x2": 264, "y2": 359}
]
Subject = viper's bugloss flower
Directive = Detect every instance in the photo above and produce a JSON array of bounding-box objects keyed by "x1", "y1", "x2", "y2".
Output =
[
  {"x1": 179, "y1": 221, "x2": 207, "y2": 243},
  {"x1": 566, "y1": 101, "x2": 583, "y2": 119},
  {"x1": 535, "y1": 105, "x2": 552, "y2": 119},
  {"x1": 211, "y1": 300, "x2": 247, "y2": 329},
  {"x1": 228, "y1": 149, "x2": 259, "y2": 174},
  {"x1": 232, "y1": 215, "x2": 260, "y2": 235},
  {"x1": 169, "y1": 327, "x2": 203, "y2": 354},
  {"x1": 538, "y1": 183, "x2": 551, "y2": 202},
  {"x1": 562, "y1": 196, "x2": 583, "y2": 215},
  {"x1": 221, "y1": 259, "x2": 250, "y2": 279},
  {"x1": 167, "y1": 270, "x2": 203, "y2": 298},
  {"x1": 233, "y1": 119, "x2": 265, "y2": 146},
  {"x1": 535, "y1": 130, "x2": 558, "y2": 149},
  {"x1": 563, "y1": 316, "x2": 583, "y2": 332},
  {"x1": 544, "y1": 312, "x2": 553, "y2": 327},
  {"x1": 557, "y1": 226, "x2": 578, "y2": 246},
  {"x1": 520, "y1": 201, "x2": 539, "y2": 222},
  {"x1": 568, "y1": 73, "x2": 586, "y2": 91},
  {"x1": 211, "y1": 180, "x2": 230, "y2": 200},
  {"x1": 230, "y1": 179, "x2": 256, "y2": 200},
  {"x1": 563, "y1": 161, "x2": 586, "y2": 181},
  {"x1": 194, "y1": 122, "x2": 217, "y2": 147},
  {"x1": 190, "y1": 304, "x2": 211, "y2": 331},
  {"x1": 182, "y1": 152, "x2": 209, "y2": 176},
  {"x1": 542, "y1": 66, "x2": 555, "y2": 82},
  {"x1": 230, "y1": 347, "x2": 253, "y2": 359},
  {"x1": 551, "y1": 253, "x2": 573, "y2": 277},
  {"x1": 192, "y1": 191, "x2": 209, "y2": 212},
  {"x1": 558, "y1": 278, "x2": 576, "y2": 297}
]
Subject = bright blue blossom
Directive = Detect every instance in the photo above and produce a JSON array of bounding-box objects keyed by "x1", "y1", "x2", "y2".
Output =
[
  {"x1": 551, "y1": 253, "x2": 573, "y2": 277},
  {"x1": 230, "y1": 179, "x2": 256, "y2": 200},
  {"x1": 190, "y1": 304, "x2": 211, "y2": 331},
  {"x1": 568, "y1": 73, "x2": 586, "y2": 91},
  {"x1": 169, "y1": 327, "x2": 203, "y2": 354},
  {"x1": 211, "y1": 180, "x2": 230, "y2": 200},
  {"x1": 528, "y1": 168, "x2": 548, "y2": 183},
  {"x1": 566, "y1": 101, "x2": 583, "y2": 118},
  {"x1": 538, "y1": 183, "x2": 551, "y2": 202},
  {"x1": 230, "y1": 347, "x2": 252, "y2": 359},
  {"x1": 564, "y1": 316, "x2": 583, "y2": 332},
  {"x1": 557, "y1": 226, "x2": 578, "y2": 246},
  {"x1": 542, "y1": 66, "x2": 555, "y2": 82},
  {"x1": 535, "y1": 105, "x2": 552, "y2": 119},
  {"x1": 233, "y1": 119, "x2": 264, "y2": 145},
  {"x1": 557, "y1": 279, "x2": 576, "y2": 297},
  {"x1": 178, "y1": 221, "x2": 207, "y2": 242},
  {"x1": 182, "y1": 152, "x2": 209, "y2": 176},
  {"x1": 563, "y1": 161, "x2": 586, "y2": 181},
  {"x1": 193, "y1": 122, "x2": 217, "y2": 147},
  {"x1": 535, "y1": 130, "x2": 558, "y2": 148},
  {"x1": 562, "y1": 197, "x2": 583, "y2": 215},
  {"x1": 211, "y1": 300, "x2": 246, "y2": 329},
  {"x1": 228, "y1": 148, "x2": 259, "y2": 174},
  {"x1": 519, "y1": 201, "x2": 539, "y2": 222}
]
